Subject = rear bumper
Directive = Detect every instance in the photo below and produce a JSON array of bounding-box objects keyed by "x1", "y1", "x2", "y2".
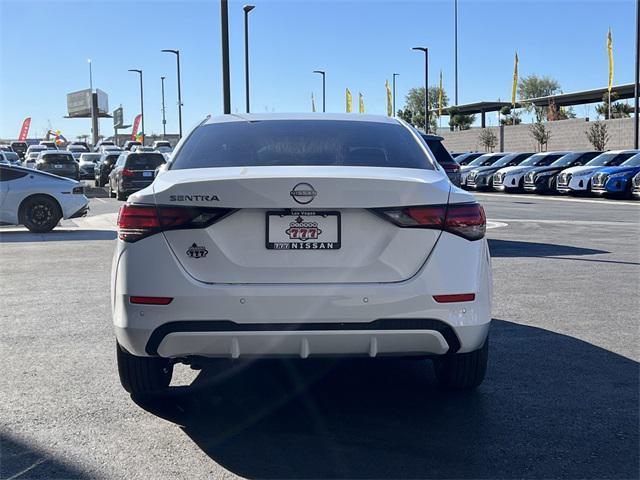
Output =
[{"x1": 112, "y1": 232, "x2": 492, "y2": 358}]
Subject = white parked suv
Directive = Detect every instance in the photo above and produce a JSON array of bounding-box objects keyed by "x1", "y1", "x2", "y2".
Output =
[{"x1": 112, "y1": 114, "x2": 492, "y2": 395}]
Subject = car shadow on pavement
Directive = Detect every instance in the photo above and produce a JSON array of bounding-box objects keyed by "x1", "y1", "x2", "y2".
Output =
[
  {"x1": 133, "y1": 320, "x2": 639, "y2": 479},
  {"x1": 0, "y1": 229, "x2": 116, "y2": 243},
  {"x1": 488, "y1": 239, "x2": 608, "y2": 258},
  {"x1": 0, "y1": 432, "x2": 92, "y2": 479}
]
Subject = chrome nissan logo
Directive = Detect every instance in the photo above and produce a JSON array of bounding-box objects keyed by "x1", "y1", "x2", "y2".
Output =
[{"x1": 290, "y1": 182, "x2": 317, "y2": 204}]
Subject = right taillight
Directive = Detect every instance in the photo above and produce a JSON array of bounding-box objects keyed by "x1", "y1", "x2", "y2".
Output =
[
  {"x1": 117, "y1": 204, "x2": 235, "y2": 242},
  {"x1": 373, "y1": 202, "x2": 486, "y2": 241}
]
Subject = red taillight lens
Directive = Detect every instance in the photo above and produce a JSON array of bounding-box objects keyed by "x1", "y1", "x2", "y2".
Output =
[
  {"x1": 374, "y1": 202, "x2": 485, "y2": 241},
  {"x1": 130, "y1": 296, "x2": 173, "y2": 305},
  {"x1": 122, "y1": 168, "x2": 135, "y2": 177},
  {"x1": 445, "y1": 203, "x2": 486, "y2": 241},
  {"x1": 117, "y1": 204, "x2": 234, "y2": 242},
  {"x1": 442, "y1": 163, "x2": 460, "y2": 172}
]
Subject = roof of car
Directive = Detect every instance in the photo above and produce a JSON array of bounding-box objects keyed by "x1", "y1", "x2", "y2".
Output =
[
  {"x1": 202, "y1": 113, "x2": 402, "y2": 125},
  {"x1": 41, "y1": 150, "x2": 73, "y2": 155}
]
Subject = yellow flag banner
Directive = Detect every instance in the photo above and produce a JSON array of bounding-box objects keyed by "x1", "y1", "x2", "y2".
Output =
[
  {"x1": 438, "y1": 70, "x2": 443, "y2": 116},
  {"x1": 311, "y1": 93, "x2": 316, "y2": 112},
  {"x1": 359, "y1": 92, "x2": 365, "y2": 114},
  {"x1": 511, "y1": 51, "x2": 519, "y2": 106},
  {"x1": 346, "y1": 88, "x2": 352, "y2": 113},
  {"x1": 607, "y1": 28, "x2": 614, "y2": 92},
  {"x1": 385, "y1": 80, "x2": 392, "y2": 116}
]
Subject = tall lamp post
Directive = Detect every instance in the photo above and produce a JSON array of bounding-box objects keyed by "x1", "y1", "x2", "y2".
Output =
[
  {"x1": 634, "y1": 0, "x2": 639, "y2": 149},
  {"x1": 454, "y1": 0, "x2": 458, "y2": 105},
  {"x1": 221, "y1": 0, "x2": 231, "y2": 114},
  {"x1": 243, "y1": 5, "x2": 255, "y2": 113},
  {"x1": 128, "y1": 69, "x2": 145, "y2": 144},
  {"x1": 313, "y1": 70, "x2": 326, "y2": 112},
  {"x1": 87, "y1": 59, "x2": 98, "y2": 146},
  {"x1": 412, "y1": 47, "x2": 429, "y2": 133},
  {"x1": 161, "y1": 49, "x2": 183, "y2": 138},
  {"x1": 392, "y1": 73, "x2": 399, "y2": 116},
  {"x1": 161, "y1": 76, "x2": 167, "y2": 137}
]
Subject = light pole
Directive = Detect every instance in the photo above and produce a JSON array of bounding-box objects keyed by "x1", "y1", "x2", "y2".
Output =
[
  {"x1": 243, "y1": 5, "x2": 255, "y2": 113},
  {"x1": 221, "y1": 0, "x2": 231, "y2": 114},
  {"x1": 412, "y1": 47, "x2": 429, "y2": 133},
  {"x1": 313, "y1": 70, "x2": 326, "y2": 112},
  {"x1": 454, "y1": 0, "x2": 458, "y2": 105},
  {"x1": 392, "y1": 73, "x2": 399, "y2": 116},
  {"x1": 161, "y1": 76, "x2": 167, "y2": 137},
  {"x1": 88, "y1": 59, "x2": 97, "y2": 146},
  {"x1": 128, "y1": 69, "x2": 145, "y2": 144},
  {"x1": 634, "y1": 0, "x2": 639, "y2": 149},
  {"x1": 161, "y1": 49, "x2": 183, "y2": 138}
]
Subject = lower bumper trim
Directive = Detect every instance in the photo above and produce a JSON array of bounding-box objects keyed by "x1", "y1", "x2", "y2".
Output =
[{"x1": 145, "y1": 319, "x2": 461, "y2": 356}]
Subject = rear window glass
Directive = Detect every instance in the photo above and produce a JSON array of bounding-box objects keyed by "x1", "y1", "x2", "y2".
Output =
[
  {"x1": 422, "y1": 138, "x2": 456, "y2": 165},
  {"x1": 42, "y1": 154, "x2": 75, "y2": 164},
  {"x1": 171, "y1": 120, "x2": 433, "y2": 170},
  {"x1": 4, "y1": 152, "x2": 19, "y2": 161},
  {"x1": 126, "y1": 153, "x2": 166, "y2": 169},
  {"x1": 81, "y1": 154, "x2": 102, "y2": 162}
]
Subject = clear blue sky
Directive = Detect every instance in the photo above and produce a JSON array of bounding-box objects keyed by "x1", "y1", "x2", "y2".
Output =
[{"x1": 0, "y1": 0, "x2": 637, "y2": 139}]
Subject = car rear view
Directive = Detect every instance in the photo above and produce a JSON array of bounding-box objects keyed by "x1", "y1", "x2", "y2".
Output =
[
  {"x1": 420, "y1": 134, "x2": 461, "y2": 186},
  {"x1": 36, "y1": 151, "x2": 79, "y2": 180},
  {"x1": 120, "y1": 152, "x2": 165, "y2": 195},
  {"x1": 112, "y1": 114, "x2": 491, "y2": 395}
]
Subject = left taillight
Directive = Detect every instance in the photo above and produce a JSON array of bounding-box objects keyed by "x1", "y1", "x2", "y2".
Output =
[
  {"x1": 117, "y1": 204, "x2": 234, "y2": 242},
  {"x1": 373, "y1": 202, "x2": 486, "y2": 241}
]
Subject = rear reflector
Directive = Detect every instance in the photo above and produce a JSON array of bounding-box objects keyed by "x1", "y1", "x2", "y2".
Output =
[
  {"x1": 129, "y1": 296, "x2": 173, "y2": 305},
  {"x1": 433, "y1": 293, "x2": 476, "y2": 303},
  {"x1": 373, "y1": 202, "x2": 486, "y2": 241},
  {"x1": 117, "y1": 204, "x2": 235, "y2": 242}
]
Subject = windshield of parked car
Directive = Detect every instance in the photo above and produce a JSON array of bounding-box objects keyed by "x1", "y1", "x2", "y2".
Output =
[
  {"x1": 491, "y1": 153, "x2": 532, "y2": 168},
  {"x1": 466, "y1": 154, "x2": 504, "y2": 167},
  {"x1": 586, "y1": 152, "x2": 624, "y2": 167},
  {"x1": 41, "y1": 154, "x2": 75, "y2": 164},
  {"x1": 126, "y1": 153, "x2": 166, "y2": 170},
  {"x1": 172, "y1": 121, "x2": 435, "y2": 170},
  {"x1": 620, "y1": 154, "x2": 640, "y2": 166},
  {"x1": 4, "y1": 152, "x2": 19, "y2": 162}
]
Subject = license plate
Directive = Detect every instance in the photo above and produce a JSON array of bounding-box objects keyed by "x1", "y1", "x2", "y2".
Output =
[
  {"x1": 143, "y1": 171, "x2": 153, "y2": 177},
  {"x1": 54, "y1": 164, "x2": 63, "y2": 169},
  {"x1": 266, "y1": 211, "x2": 341, "y2": 250}
]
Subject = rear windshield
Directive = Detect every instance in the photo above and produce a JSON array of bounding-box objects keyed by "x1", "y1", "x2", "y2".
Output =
[
  {"x1": 81, "y1": 154, "x2": 102, "y2": 162},
  {"x1": 126, "y1": 153, "x2": 166, "y2": 170},
  {"x1": 171, "y1": 120, "x2": 433, "y2": 170},
  {"x1": 68, "y1": 145, "x2": 88, "y2": 152},
  {"x1": 4, "y1": 152, "x2": 19, "y2": 161},
  {"x1": 105, "y1": 154, "x2": 120, "y2": 163},
  {"x1": 42, "y1": 154, "x2": 75, "y2": 164},
  {"x1": 422, "y1": 138, "x2": 456, "y2": 165}
]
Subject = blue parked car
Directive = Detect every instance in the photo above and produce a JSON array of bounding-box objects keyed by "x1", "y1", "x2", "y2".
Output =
[{"x1": 590, "y1": 153, "x2": 640, "y2": 197}]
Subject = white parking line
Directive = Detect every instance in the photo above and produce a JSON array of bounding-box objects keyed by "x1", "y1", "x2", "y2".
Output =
[
  {"x1": 474, "y1": 192, "x2": 640, "y2": 207},
  {"x1": 491, "y1": 218, "x2": 639, "y2": 227},
  {"x1": 486, "y1": 221, "x2": 508, "y2": 229}
]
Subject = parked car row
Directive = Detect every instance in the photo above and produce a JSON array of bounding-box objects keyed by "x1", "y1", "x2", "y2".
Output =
[{"x1": 455, "y1": 149, "x2": 640, "y2": 199}]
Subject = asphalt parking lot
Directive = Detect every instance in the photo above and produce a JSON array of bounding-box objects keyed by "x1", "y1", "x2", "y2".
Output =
[{"x1": 1, "y1": 190, "x2": 638, "y2": 479}]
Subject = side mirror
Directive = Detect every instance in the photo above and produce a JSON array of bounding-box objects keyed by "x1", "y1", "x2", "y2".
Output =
[{"x1": 572, "y1": 161, "x2": 581, "y2": 166}]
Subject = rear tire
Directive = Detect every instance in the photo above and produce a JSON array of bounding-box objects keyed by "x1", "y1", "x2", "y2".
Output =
[
  {"x1": 21, "y1": 196, "x2": 62, "y2": 233},
  {"x1": 433, "y1": 337, "x2": 489, "y2": 390},
  {"x1": 116, "y1": 343, "x2": 173, "y2": 395},
  {"x1": 116, "y1": 184, "x2": 126, "y2": 201},
  {"x1": 108, "y1": 182, "x2": 115, "y2": 198}
]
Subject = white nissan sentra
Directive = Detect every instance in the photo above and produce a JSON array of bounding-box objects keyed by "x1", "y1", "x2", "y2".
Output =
[{"x1": 112, "y1": 114, "x2": 492, "y2": 395}]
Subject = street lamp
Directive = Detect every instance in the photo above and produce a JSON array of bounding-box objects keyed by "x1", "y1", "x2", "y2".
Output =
[
  {"x1": 161, "y1": 49, "x2": 183, "y2": 138},
  {"x1": 454, "y1": 0, "x2": 458, "y2": 105},
  {"x1": 161, "y1": 76, "x2": 167, "y2": 137},
  {"x1": 392, "y1": 73, "x2": 399, "y2": 116},
  {"x1": 221, "y1": 0, "x2": 231, "y2": 114},
  {"x1": 412, "y1": 47, "x2": 429, "y2": 133},
  {"x1": 243, "y1": 5, "x2": 255, "y2": 113},
  {"x1": 87, "y1": 59, "x2": 97, "y2": 146},
  {"x1": 128, "y1": 69, "x2": 145, "y2": 144},
  {"x1": 313, "y1": 70, "x2": 326, "y2": 112},
  {"x1": 634, "y1": 0, "x2": 639, "y2": 149}
]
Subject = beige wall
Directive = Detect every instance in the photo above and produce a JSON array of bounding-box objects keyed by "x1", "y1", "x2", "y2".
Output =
[{"x1": 437, "y1": 117, "x2": 638, "y2": 153}]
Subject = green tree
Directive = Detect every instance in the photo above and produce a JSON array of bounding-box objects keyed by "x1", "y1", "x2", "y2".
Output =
[
  {"x1": 529, "y1": 120, "x2": 551, "y2": 151},
  {"x1": 595, "y1": 92, "x2": 632, "y2": 119},
  {"x1": 586, "y1": 120, "x2": 609, "y2": 150},
  {"x1": 447, "y1": 106, "x2": 476, "y2": 131},
  {"x1": 398, "y1": 86, "x2": 449, "y2": 133},
  {"x1": 518, "y1": 74, "x2": 561, "y2": 122},
  {"x1": 500, "y1": 105, "x2": 522, "y2": 125}
]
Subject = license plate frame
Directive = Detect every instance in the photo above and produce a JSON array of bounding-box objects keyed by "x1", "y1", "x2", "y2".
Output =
[
  {"x1": 266, "y1": 210, "x2": 341, "y2": 250},
  {"x1": 142, "y1": 171, "x2": 153, "y2": 177}
]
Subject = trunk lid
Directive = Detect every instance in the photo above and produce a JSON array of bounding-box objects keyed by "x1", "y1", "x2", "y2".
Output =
[{"x1": 151, "y1": 166, "x2": 450, "y2": 284}]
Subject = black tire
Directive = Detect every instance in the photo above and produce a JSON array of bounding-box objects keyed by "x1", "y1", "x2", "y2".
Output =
[
  {"x1": 433, "y1": 337, "x2": 489, "y2": 390},
  {"x1": 116, "y1": 184, "x2": 126, "y2": 201},
  {"x1": 21, "y1": 196, "x2": 62, "y2": 233},
  {"x1": 94, "y1": 178, "x2": 99, "y2": 187},
  {"x1": 108, "y1": 182, "x2": 116, "y2": 198},
  {"x1": 116, "y1": 343, "x2": 173, "y2": 395}
]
